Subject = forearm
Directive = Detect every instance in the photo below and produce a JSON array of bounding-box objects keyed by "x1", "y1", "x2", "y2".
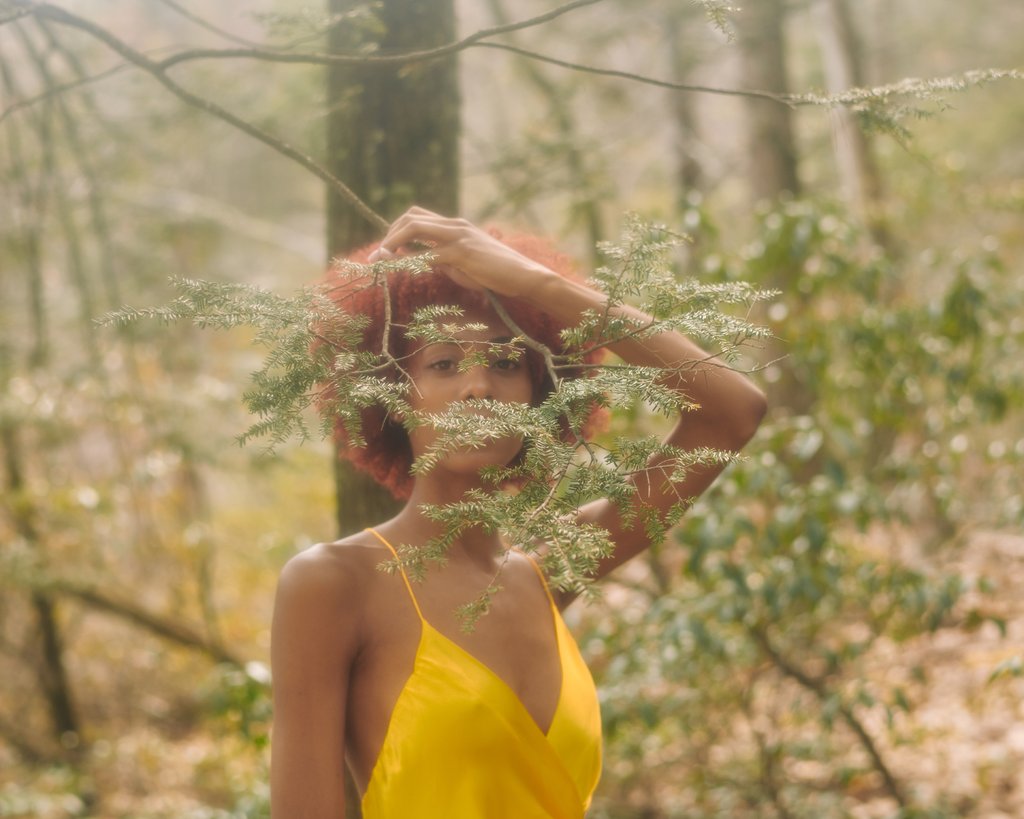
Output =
[{"x1": 523, "y1": 273, "x2": 767, "y2": 449}]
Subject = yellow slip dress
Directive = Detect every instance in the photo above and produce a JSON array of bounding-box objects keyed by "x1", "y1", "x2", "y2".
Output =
[{"x1": 361, "y1": 528, "x2": 603, "y2": 818}]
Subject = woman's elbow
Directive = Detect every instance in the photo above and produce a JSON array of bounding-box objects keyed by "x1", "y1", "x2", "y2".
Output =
[{"x1": 731, "y1": 385, "x2": 768, "y2": 449}]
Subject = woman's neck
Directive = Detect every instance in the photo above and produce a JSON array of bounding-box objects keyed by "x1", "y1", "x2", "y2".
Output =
[{"x1": 385, "y1": 475, "x2": 507, "y2": 564}]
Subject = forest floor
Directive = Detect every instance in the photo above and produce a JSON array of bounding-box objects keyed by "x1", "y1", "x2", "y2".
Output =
[
  {"x1": 856, "y1": 528, "x2": 1024, "y2": 819},
  {"x1": 2, "y1": 530, "x2": 1022, "y2": 818}
]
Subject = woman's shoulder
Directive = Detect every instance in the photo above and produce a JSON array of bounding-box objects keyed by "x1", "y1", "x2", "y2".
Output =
[{"x1": 275, "y1": 532, "x2": 393, "y2": 616}]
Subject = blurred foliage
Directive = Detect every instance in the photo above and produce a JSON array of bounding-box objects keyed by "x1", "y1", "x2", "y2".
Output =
[
  {"x1": 585, "y1": 198, "x2": 1024, "y2": 817},
  {"x1": 1, "y1": 0, "x2": 1022, "y2": 817}
]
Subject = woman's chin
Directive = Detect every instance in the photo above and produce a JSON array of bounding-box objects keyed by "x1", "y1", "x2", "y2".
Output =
[{"x1": 430, "y1": 439, "x2": 523, "y2": 480}]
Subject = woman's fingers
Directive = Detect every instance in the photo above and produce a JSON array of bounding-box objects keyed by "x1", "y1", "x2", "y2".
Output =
[
  {"x1": 381, "y1": 212, "x2": 469, "y2": 254},
  {"x1": 367, "y1": 210, "x2": 442, "y2": 261},
  {"x1": 368, "y1": 208, "x2": 546, "y2": 298}
]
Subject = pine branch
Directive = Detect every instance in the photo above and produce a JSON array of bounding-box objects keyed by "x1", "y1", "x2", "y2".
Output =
[
  {"x1": 791, "y1": 68, "x2": 1024, "y2": 139},
  {"x1": 103, "y1": 218, "x2": 773, "y2": 594},
  {"x1": 691, "y1": 0, "x2": 738, "y2": 40}
]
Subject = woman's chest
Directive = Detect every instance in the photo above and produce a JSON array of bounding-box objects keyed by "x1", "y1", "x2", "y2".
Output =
[{"x1": 346, "y1": 568, "x2": 566, "y2": 783}]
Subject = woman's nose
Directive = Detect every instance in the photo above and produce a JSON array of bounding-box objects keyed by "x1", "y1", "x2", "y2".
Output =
[{"x1": 457, "y1": 363, "x2": 492, "y2": 401}]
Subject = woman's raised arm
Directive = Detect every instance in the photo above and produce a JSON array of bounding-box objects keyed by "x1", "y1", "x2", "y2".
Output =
[
  {"x1": 270, "y1": 546, "x2": 362, "y2": 817},
  {"x1": 553, "y1": 275, "x2": 767, "y2": 580},
  {"x1": 372, "y1": 207, "x2": 767, "y2": 591}
]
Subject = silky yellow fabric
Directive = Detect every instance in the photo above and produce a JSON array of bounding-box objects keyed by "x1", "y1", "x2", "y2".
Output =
[{"x1": 362, "y1": 529, "x2": 602, "y2": 818}]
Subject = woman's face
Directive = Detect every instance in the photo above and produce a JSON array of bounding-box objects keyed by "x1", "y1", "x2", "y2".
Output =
[{"x1": 404, "y1": 304, "x2": 534, "y2": 480}]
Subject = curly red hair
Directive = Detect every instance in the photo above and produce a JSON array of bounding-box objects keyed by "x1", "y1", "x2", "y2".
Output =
[{"x1": 324, "y1": 229, "x2": 607, "y2": 499}]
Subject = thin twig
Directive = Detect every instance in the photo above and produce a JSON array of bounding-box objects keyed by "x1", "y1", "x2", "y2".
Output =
[
  {"x1": 153, "y1": 0, "x2": 271, "y2": 49},
  {"x1": 750, "y1": 625, "x2": 908, "y2": 808},
  {"x1": 150, "y1": 0, "x2": 608, "y2": 70},
  {"x1": 46, "y1": 579, "x2": 243, "y2": 666},
  {"x1": 373, "y1": 271, "x2": 420, "y2": 395},
  {"x1": 474, "y1": 42, "x2": 797, "y2": 105},
  {"x1": 0, "y1": 6, "x2": 32, "y2": 25},
  {"x1": 0, "y1": 56, "x2": 129, "y2": 125},
  {"x1": 17, "y1": 0, "x2": 387, "y2": 231},
  {"x1": 0, "y1": 714, "x2": 56, "y2": 764},
  {"x1": 485, "y1": 291, "x2": 560, "y2": 390}
]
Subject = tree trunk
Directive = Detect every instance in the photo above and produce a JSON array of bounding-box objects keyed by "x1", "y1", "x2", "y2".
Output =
[
  {"x1": 325, "y1": 3, "x2": 460, "y2": 813},
  {"x1": 0, "y1": 65, "x2": 83, "y2": 760},
  {"x1": 326, "y1": 0, "x2": 460, "y2": 256},
  {"x1": 736, "y1": 0, "x2": 800, "y2": 202},
  {"x1": 325, "y1": 0, "x2": 460, "y2": 541},
  {"x1": 664, "y1": 7, "x2": 704, "y2": 198},
  {"x1": 1, "y1": 418, "x2": 83, "y2": 759},
  {"x1": 814, "y1": 0, "x2": 890, "y2": 245}
]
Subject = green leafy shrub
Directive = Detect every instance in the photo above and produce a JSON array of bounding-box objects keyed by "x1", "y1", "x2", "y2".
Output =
[{"x1": 587, "y1": 198, "x2": 1024, "y2": 818}]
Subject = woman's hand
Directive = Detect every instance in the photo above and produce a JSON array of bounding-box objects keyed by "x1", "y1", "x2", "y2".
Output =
[{"x1": 368, "y1": 207, "x2": 557, "y2": 300}]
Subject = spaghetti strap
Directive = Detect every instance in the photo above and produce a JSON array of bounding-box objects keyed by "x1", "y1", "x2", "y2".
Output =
[
  {"x1": 366, "y1": 527, "x2": 425, "y2": 621},
  {"x1": 517, "y1": 550, "x2": 558, "y2": 610}
]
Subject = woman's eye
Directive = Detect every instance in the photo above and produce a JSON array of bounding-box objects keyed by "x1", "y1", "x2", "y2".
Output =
[
  {"x1": 491, "y1": 357, "x2": 520, "y2": 371},
  {"x1": 428, "y1": 359, "x2": 455, "y2": 371}
]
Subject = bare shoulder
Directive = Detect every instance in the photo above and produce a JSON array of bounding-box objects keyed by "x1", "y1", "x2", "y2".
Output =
[
  {"x1": 278, "y1": 533, "x2": 387, "y2": 588},
  {"x1": 274, "y1": 533, "x2": 393, "y2": 632}
]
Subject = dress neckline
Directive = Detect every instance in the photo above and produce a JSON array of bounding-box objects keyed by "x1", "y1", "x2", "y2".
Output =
[{"x1": 365, "y1": 527, "x2": 566, "y2": 737}]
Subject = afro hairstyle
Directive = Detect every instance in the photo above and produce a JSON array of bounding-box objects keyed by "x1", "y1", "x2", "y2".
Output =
[{"x1": 323, "y1": 229, "x2": 607, "y2": 499}]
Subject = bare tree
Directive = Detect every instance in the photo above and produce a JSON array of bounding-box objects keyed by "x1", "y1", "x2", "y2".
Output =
[
  {"x1": 664, "y1": 4, "x2": 706, "y2": 197},
  {"x1": 324, "y1": 0, "x2": 460, "y2": 541},
  {"x1": 814, "y1": 0, "x2": 890, "y2": 244},
  {"x1": 735, "y1": 0, "x2": 801, "y2": 201}
]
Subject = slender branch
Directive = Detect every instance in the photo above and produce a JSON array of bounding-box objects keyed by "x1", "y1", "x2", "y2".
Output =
[
  {"x1": 45, "y1": 580, "x2": 243, "y2": 666},
  {"x1": 0, "y1": 6, "x2": 32, "y2": 25},
  {"x1": 524, "y1": 460, "x2": 594, "y2": 592},
  {"x1": 14, "y1": 21, "x2": 101, "y2": 359},
  {"x1": 368, "y1": 269, "x2": 420, "y2": 394},
  {"x1": 151, "y1": 0, "x2": 609, "y2": 70},
  {"x1": 475, "y1": 42, "x2": 796, "y2": 105},
  {"x1": 750, "y1": 626, "x2": 908, "y2": 808},
  {"x1": 153, "y1": 0, "x2": 271, "y2": 49},
  {"x1": 743, "y1": 692, "x2": 797, "y2": 819},
  {"x1": 8, "y1": 3, "x2": 1017, "y2": 131},
  {"x1": 17, "y1": 1, "x2": 387, "y2": 231},
  {"x1": 0, "y1": 714, "x2": 53, "y2": 764},
  {"x1": 0, "y1": 58, "x2": 129, "y2": 125},
  {"x1": 35, "y1": 18, "x2": 129, "y2": 310},
  {"x1": 486, "y1": 291, "x2": 561, "y2": 390}
]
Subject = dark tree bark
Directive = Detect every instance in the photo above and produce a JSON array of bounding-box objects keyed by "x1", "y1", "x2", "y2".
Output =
[
  {"x1": 735, "y1": 0, "x2": 800, "y2": 202},
  {"x1": 325, "y1": 0, "x2": 461, "y2": 542},
  {"x1": 324, "y1": 5, "x2": 460, "y2": 811},
  {"x1": 1, "y1": 416, "x2": 82, "y2": 760},
  {"x1": 326, "y1": 0, "x2": 460, "y2": 255}
]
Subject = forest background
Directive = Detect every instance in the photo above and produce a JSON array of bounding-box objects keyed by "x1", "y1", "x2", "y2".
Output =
[{"x1": 1, "y1": 0, "x2": 1022, "y2": 817}]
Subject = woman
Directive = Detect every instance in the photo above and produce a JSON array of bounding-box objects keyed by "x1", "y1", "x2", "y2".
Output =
[{"x1": 270, "y1": 207, "x2": 767, "y2": 818}]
